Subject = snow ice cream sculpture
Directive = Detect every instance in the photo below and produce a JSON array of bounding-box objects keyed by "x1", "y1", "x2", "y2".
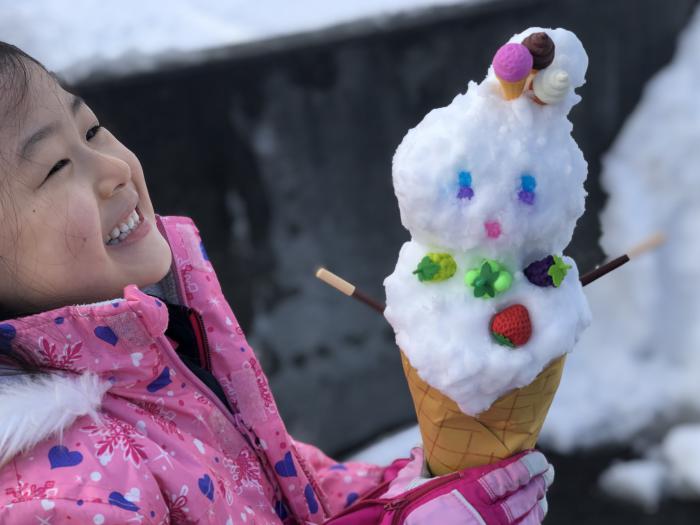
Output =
[{"x1": 384, "y1": 27, "x2": 592, "y2": 475}]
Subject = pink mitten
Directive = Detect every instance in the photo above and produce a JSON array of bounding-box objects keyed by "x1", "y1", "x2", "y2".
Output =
[{"x1": 384, "y1": 447, "x2": 554, "y2": 524}]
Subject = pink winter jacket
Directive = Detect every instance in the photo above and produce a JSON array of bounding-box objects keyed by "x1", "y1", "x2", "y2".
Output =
[{"x1": 0, "y1": 216, "x2": 386, "y2": 524}]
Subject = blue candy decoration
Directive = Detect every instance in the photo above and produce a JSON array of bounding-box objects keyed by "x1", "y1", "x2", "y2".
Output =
[
  {"x1": 0, "y1": 323, "x2": 16, "y2": 352},
  {"x1": 54, "y1": 317, "x2": 64, "y2": 325},
  {"x1": 147, "y1": 367, "x2": 172, "y2": 393},
  {"x1": 198, "y1": 474, "x2": 215, "y2": 501},
  {"x1": 48, "y1": 445, "x2": 83, "y2": 469},
  {"x1": 108, "y1": 491, "x2": 140, "y2": 512},
  {"x1": 274, "y1": 451, "x2": 298, "y2": 477},
  {"x1": 329, "y1": 463, "x2": 348, "y2": 471},
  {"x1": 521, "y1": 174, "x2": 537, "y2": 192},
  {"x1": 304, "y1": 484, "x2": 319, "y2": 514},
  {"x1": 94, "y1": 326, "x2": 118, "y2": 346},
  {"x1": 458, "y1": 170, "x2": 472, "y2": 187}
]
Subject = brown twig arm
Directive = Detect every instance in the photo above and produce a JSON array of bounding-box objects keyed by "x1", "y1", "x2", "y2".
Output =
[
  {"x1": 579, "y1": 255, "x2": 630, "y2": 287},
  {"x1": 579, "y1": 233, "x2": 664, "y2": 287}
]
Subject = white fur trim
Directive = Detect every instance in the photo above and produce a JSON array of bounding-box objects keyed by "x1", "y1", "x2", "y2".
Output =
[{"x1": 0, "y1": 373, "x2": 110, "y2": 467}]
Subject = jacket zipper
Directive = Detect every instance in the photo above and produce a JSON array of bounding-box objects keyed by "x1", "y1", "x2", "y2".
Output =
[
  {"x1": 188, "y1": 309, "x2": 213, "y2": 371},
  {"x1": 155, "y1": 219, "x2": 237, "y2": 423},
  {"x1": 326, "y1": 470, "x2": 461, "y2": 523},
  {"x1": 389, "y1": 471, "x2": 462, "y2": 525},
  {"x1": 155, "y1": 219, "x2": 292, "y2": 516}
]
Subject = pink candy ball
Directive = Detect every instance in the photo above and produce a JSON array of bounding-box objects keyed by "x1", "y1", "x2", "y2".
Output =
[{"x1": 492, "y1": 43, "x2": 533, "y2": 82}]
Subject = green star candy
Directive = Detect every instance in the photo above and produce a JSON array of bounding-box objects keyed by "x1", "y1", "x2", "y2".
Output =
[
  {"x1": 548, "y1": 255, "x2": 572, "y2": 287},
  {"x1": 473, "y1": 263, "x2": 497, "y2": 298},
  {"x1": 465, "y1": 259, "x2": 513, "y2": 299},
  {"x1": 413, "y1": 253, "x2": 457, "y2": 282},
  {"x1": 414, "y1": 257, "x2": 440, "y2": 282}
]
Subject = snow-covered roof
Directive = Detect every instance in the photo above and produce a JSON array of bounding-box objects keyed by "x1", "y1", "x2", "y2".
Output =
[{"x1": 0, "y1": 0, "x2": 487, "y2": 81}]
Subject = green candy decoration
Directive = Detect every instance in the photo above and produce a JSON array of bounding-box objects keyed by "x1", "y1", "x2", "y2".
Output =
[
  {"x1": 548, "y1": 255, "x2": 572, "y2": 287},
  {"x1": 465, "y1": 259, "x2": 513, "y2": 299},
  {"x1": 413, "y1": 253, "x2": 457, "y2": 282}
]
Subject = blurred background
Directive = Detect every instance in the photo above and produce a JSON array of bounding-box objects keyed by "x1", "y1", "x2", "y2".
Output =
[{"x1": 4, "y1": 0, "x2": 700, "y2": 522}]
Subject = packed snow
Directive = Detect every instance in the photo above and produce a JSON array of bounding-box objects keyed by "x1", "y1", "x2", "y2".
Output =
[
  {"x1": 0, "y1": 0, "x2": 485, "y2": 81},
  {"x1": 540, "y1": 4, "x2": 700, "y2": 506},
  {"x1": 384, "y1": 28, "x2": 591, "y2": 415}
]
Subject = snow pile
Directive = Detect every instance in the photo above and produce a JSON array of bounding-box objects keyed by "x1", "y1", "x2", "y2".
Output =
[
  {"x1": 385, "y1": 28, "x2": 590, "y2": 415},
  {"x1": 0, "y1": 0, "x2": 482, "y2": 81},
  {"x1": 540, "y1": 4, "x2": 700, "y2": 506},
  {"x1": 599, "y1": 425, "x2": 700, "y2": 511}
]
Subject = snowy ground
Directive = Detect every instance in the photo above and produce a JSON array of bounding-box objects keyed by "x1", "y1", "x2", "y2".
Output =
[{"x1": 0, "y1": 0, "x2": 485, "y2": 81}]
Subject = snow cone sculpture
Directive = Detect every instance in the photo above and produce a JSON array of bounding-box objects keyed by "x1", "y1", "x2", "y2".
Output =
[{"x1": 384, "y1": 27, "x2": 591, "y2": 475}]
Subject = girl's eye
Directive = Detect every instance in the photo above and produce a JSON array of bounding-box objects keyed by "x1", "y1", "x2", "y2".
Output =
[
  {"x1": 518, "y1": 174, "x2": 536, "y2": 205},
  {"x1": 86, "y1": 124, "x2": 102, "y2": 141},
  {"x1": 47, "y1": 159, "x2": 70, "y2": 178}
]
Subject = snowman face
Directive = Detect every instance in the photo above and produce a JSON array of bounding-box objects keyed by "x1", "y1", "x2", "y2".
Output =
[{"x1": 392, "y1": 86, "x2": 587, "y2": 263}]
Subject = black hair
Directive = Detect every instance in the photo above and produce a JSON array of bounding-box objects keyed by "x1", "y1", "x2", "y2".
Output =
[{"x1": 0, "y1": 42, "x2": 51, "y2": 375}]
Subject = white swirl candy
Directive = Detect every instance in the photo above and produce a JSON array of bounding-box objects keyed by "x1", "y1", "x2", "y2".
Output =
[{"x1": 533, "y1": 67, "x2": 571, "y2": 105}]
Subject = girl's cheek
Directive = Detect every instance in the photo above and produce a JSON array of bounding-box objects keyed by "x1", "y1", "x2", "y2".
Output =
[{"x1": 63, "y1": 203, "x2": 101, "y2": 248}]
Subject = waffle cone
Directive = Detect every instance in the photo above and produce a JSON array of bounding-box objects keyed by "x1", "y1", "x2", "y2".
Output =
[
  {"x1": 400, "y1": 352, "x2": 565, "y2": 475},
  {"x1": 496, "y1": 76, "x2": 527, "y2": 100}
]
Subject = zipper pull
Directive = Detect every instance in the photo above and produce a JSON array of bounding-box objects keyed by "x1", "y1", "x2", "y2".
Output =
[{"x1": 384, "y1": 499, "x2": 407, "y2": 511}]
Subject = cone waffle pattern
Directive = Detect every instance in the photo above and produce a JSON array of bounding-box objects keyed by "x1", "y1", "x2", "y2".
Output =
[{"x1": 401, "y1": 352, "x2": 565, "y2": 475}]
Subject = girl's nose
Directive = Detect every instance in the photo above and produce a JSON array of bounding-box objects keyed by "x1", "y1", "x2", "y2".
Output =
[
  {"x1": 94, "y1": 153, "x2": 132, "y2": 198},
  {"x1": 484, "y1": 220, "x2": 502, "y2": 239}
]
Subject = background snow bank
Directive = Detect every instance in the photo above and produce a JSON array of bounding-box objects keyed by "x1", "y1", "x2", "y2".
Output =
[
  {"x1": 541, "y1": 4, "x2": 700, "y2": 505},
  {"x1": 0, "y1": 0, "x2": 481, "y2": 81}
]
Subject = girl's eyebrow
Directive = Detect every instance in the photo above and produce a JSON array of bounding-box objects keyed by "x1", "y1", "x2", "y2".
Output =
[{"x1": 18, "y1": 95, "x2": 85, "y2": 163}]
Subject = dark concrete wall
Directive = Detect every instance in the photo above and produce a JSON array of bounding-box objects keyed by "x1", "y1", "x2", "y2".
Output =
[{"x1": 74, "y1": 0, "x2": 698, "y2": 456}]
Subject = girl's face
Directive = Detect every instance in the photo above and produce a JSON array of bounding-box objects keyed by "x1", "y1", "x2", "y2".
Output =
[{"x1": 0, "y1": 64, "x2": 172, "y2": 313}]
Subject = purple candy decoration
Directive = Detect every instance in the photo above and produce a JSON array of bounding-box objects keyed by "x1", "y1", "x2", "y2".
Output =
[
  {"x1": 518, "y1": 190, "x2": 535, "y2": 205},
  {"x1": 524, "y1": 256, "x2": 555, "y2": 287},
  {"x1": 457, "y1": 186, "x2": 474, "y2": 200},
  {"x1": 493, "y1": 43, "x2": 533, "y2": 82}
]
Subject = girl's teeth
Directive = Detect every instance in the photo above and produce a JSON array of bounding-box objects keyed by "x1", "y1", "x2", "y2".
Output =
[{"x1": 106, "y1": 208, "x2": 141, "y2": 245}]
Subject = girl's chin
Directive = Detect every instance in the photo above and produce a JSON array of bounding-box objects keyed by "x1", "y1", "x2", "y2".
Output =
[{"x1": 105, "y1": 234, "x2": 172, "y2": 288}]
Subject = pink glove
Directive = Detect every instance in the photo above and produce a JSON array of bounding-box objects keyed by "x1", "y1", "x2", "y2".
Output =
[{"x1": 383, "y1": 447, "x2": 554, "y2": 524}]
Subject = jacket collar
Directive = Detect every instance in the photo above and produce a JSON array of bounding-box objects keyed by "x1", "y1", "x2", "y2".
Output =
[{"x1": 0, "y1": 217, "x2": 174, "y2": 466}]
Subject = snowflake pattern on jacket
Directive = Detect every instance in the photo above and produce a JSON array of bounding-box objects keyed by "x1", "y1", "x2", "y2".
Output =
[{"x1": 0, "y1": 216, "x2": 384, "y2": 524}]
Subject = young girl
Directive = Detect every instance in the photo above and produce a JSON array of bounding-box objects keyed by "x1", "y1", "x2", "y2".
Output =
[{"x1": 0, "y1": 42, "x2": 552, "y2": 524}]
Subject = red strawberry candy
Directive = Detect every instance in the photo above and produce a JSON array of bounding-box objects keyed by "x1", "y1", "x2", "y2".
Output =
[{"x1": 490, "y1": 304, "x2": 532, "y2": 348}]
